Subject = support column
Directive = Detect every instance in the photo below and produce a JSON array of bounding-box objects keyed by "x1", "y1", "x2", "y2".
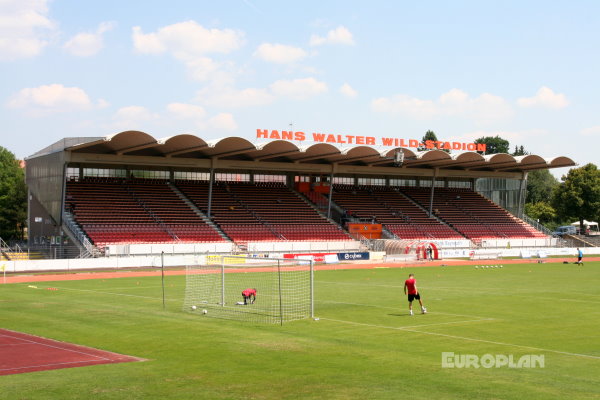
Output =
[
  {"x1": 207, "y1": 158, "x2": 216, "y2": 219},
  {"x1": 327, "y1": 165, "x2": 336, "y2": 219},
  {"x1": 517, "y1": 172, "x2": 528, "y2": 218},
  {"x1": 428, "y1": 169, "x2": 438, "y2": 217}
]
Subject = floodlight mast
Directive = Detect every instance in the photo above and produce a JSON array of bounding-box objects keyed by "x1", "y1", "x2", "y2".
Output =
[{"x1": 394, "y1": 149, "x2": 404, "y2": 167}]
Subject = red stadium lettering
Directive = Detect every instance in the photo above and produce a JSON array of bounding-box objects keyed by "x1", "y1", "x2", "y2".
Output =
[
  {"x1": 258, "y1": 128, "x2": 485, "y2": 152},
  {"x1": 269, "y1": 130, "x2": 281, "y2": 139},
  {"x1": 256, "y1": 129, "x2": 269, "y2": 139},
  {"x1": 312, "y1": 133, "x2": 326, "y2": 142}
]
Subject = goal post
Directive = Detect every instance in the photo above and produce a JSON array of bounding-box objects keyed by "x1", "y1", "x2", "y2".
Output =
[{"x1": 183, "y1": 255, "x2": 314, "y2": 324}]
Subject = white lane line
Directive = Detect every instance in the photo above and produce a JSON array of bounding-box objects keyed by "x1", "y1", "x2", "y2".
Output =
[
  {"x1": 318, "y1": 318, "x2": 600, "y2": 360},
  {"x1": 0, "y1": 359, "x2": 107, "y2": 372},
  {"x1": 0, "y1": 333, "x2": 111, "y2": 361}
]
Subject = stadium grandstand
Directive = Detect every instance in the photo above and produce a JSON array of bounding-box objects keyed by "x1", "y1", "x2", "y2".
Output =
[{"x1": 23, "y1": 131, "x2": 575, "y2": 258}]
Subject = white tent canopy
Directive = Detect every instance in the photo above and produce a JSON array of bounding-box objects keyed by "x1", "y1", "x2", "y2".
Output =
[{"x1": 571, "y1": 220, "x2": 598, "y2": 227}]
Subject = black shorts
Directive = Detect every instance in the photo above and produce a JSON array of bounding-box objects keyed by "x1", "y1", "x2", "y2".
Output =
[
  {"x1": 578, "y1": 257, "x2": 583, "y2": 262},
  {"x1": 408, "y1": 293, "x2": 420, "y2": 302}
]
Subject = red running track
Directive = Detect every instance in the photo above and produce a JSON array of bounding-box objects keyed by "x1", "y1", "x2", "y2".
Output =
[{"x1": 0, "y1": 329, "x2": 143, "y2": 376}]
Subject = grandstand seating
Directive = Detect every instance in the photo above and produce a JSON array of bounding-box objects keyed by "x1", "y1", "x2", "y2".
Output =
[
  {"x1": 399, "y1": 187, "x2": 547, "y2": 242},
  {"x1": 175, "y1": 181, "x2": 350, "y2": 243},
  {"x1": 331, "y1": 185, "x2": 464, "y2": 240},
  {"x1": 65, "y1": 178, "x2": 223, "y2": 245},
  {"x1": 65, "y1": 176, "x2": 546, "y2": 247}
]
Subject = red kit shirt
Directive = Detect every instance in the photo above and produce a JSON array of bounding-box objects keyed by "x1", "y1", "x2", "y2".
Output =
[
  {"x1": 404, "y1": 278, "x2": 417, "y2": 295},
  {"x1": 242, "y1": 289, "x2": 256, "y2": 297}
]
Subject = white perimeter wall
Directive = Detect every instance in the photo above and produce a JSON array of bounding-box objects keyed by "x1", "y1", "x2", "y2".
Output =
[{"x1": 3, "y1": 246, "x2": 596, "y2": 273}]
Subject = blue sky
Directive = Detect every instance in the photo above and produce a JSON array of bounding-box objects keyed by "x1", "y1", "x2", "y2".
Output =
[{"x1": 2, "y1": 0, "x2": 599, "y2": 178}]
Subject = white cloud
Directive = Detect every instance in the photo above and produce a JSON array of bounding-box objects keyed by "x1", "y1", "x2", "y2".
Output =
[
  {"x1": 310, "y1": 26, "x2": 354, "y2": 46},
  {"x1": 208, "y1": 113, "x2": 237, "y2": 131},
  {"x1": 371, "y1": 95, "x2": 437, "y2": 119},
  {"x1": 580, "y1": 126, "x2": 600, "y2": 136},
  {"x1": 372, "y1": 88, "x2": 513, "y2": 124},
  {"x1": 254, "y1": 43, "x2": 307, "y2": 64},
  {"x1": 132, "y1": 21, "x2": 244, "y2": 57},
  {"x1": 340, "y1": 83, "x2": 357, "y2": 98},
  {"x1": 165, "y1": 103, "x2": 237, "y2": 131},
  {"x1": 132, "y1": 21, "x2": 243, "y2": 82},
  {"x1": 517, "y1": 86, "x2": 569, "y2": 109},
  {"x1": 0, "y1": 0, "x2": 56, "y2": 60},
  {"x1": 63, "y1": 21, "x2": 115, "y2": 57},
  {"x1": 196, "y1": 85, "x2": 274, "y2": 108},
  {"x1": 7, "y1": 84, "x2": 92, "y2": 115},
  {"x1": 112, "y1": 105, "x2": 159, "y2": 130},
  {"x1": 97, "y1": 98, "x2": 110, "y2": 108},
  {"x1": 448, "y1": 129, "x2": 545, "y2": 144},
  {"x1": 167, "y1": 102, "x2": 206, "y2": 119},
  {"x1": 269, "y1": 77, "x2": 328, "y2": 100}
]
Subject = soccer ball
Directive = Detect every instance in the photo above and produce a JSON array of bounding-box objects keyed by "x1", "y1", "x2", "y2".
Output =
[
  {"x1": 191, "y1": 305, "x2": 197, "y2": 310},
  {"x1": 202, "y1": 309, "x2": 208, "y2": 314}
]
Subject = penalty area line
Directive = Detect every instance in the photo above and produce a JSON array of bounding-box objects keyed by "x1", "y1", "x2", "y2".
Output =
[
  {"x1": 320, "y1": 317, "x2": 496, "y2": 331},
  {"x1": 317, "y1": 299, "x2": 493, "y2": 319},
  {"x1": 320, "y1": 318, "x2": 600, "y2": 360}
]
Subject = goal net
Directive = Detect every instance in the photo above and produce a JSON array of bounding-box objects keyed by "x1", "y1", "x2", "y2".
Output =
[{"x1": 183, "y1": 255, "x2": 314, "y2": 324}]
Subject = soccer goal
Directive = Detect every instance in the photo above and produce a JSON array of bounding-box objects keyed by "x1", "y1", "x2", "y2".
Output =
[{"x1": 183, "y1": 255, "x2": 314, "y2": 324}]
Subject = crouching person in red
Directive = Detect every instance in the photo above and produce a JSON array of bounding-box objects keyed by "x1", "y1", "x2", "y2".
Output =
[{"x1": 242, "y1": 288, "x2": 257, "y2": 305}]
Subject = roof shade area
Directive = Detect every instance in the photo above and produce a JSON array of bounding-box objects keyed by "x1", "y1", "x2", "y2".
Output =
[{"x1": 31, "y1": 130, "x2": 575, "y2": 173}]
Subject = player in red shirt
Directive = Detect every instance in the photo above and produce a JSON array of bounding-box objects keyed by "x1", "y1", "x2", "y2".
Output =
[
  {"x1": 404, "y1": 274, "x2": 426, "y2": 315},
  {"x1": 241, "y1": 288, "x2": 257, "y2": 305}
]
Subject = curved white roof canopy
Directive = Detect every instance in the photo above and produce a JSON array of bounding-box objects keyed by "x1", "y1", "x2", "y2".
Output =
[{"x1": 61, "y1": 131, "x2": 575, "y2": 172}]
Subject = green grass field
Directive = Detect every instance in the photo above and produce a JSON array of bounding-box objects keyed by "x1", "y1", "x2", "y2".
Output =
[{"x1": 1, "y1": 261, "x2": 599, "y2": 399}]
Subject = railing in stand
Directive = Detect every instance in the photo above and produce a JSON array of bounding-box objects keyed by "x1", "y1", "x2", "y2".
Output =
[
  {"x1": 521, "y1": 214, "x2": 554, "y2": 237},
  {"x1": 63, "y1": 211, "x2": 96, "y2": 256}
]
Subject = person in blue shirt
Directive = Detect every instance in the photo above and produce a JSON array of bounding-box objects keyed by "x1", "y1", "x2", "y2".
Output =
[{"x1": 577, "y1": 248, "x2": 583, "y2": 265}]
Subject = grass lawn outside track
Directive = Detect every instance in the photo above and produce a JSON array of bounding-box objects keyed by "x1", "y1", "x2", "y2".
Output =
[{"x1": 1, "y1": 261, "x2": 599, "y2": 399}]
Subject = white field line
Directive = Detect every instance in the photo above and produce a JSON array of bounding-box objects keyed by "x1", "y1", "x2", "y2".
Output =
[
  {"x1": 318, "y1": 318, "x2": 600, "y2": 360},
  {"x1": 318, "y1": 280, "x2": 600, "y2": 303},
  {"x1": 0, "y1": 333, "x2": 111, "y2": 361},
  {"x1": 321, "y1": 317, "x2": 495, "y2": 331},
  {"x1": 26, "y1": 284, "x2": 282, "y2": 303},
  {"x1": 22, "y1": 284, "x2": 179, "y2": 302},
  {"x1": 317, "y1": 299, "x2": 494, "y2": 319}
]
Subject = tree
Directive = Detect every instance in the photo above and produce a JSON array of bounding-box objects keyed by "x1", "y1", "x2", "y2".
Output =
[
  {"x1": 526, "y1": 169, "x2": 559, "y2": 204},
  {"x1": 512, "y1": 145, "x2": 529, "y2": 156},
  {"x1": 552, "y1": 163, "x2": 600, "y2": 230},
  {"x1": 418, "y1": 130, "x2": 449, "y2": 152},
  {"x1": 474, "y1": 135, "x2": 510, "y2": 154},
  {"x1": 524, "y1": 202, "x2": 556, "y2": 224},
  {"x1": 0, "y1": 147, "x2": 27, "y2": 240}
]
